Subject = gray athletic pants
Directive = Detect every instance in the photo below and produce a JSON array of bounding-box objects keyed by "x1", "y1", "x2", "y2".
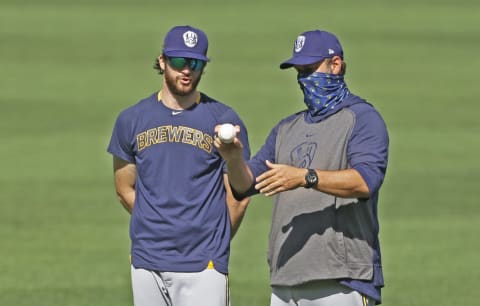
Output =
[
  {"x1": 131, "y1": 265, "x2": 230, "y2": 306},
  {"x1": 270, "y1": 280, "x2": 375, "y2": 306}
]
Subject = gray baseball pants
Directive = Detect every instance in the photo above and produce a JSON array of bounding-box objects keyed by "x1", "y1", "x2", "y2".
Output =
[
  {"x1": 131, "y1": 265, "x2": 229, "y2": 306},
  {"x1": 270, "y1": 280, "x2": 375, "y2": 306}
]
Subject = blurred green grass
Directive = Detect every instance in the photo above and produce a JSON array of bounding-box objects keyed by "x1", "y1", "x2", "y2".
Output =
[{"x1": 1, "y1": 0, "x2": 479, "y2": 305}]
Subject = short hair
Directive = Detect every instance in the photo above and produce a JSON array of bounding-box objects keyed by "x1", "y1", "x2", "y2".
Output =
[{"x1": 153, "y1": 57, "x2": 164, "y2": 75}]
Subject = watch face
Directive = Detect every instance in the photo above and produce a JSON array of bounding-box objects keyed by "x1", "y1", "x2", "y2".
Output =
[{"x1": 305, "y1": 169, "x2": 318, "y2": 187}]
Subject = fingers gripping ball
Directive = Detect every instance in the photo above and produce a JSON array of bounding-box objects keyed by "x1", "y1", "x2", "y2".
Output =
[{"x1": 218, "y1": 123, "x2": 236, "y2": 143}]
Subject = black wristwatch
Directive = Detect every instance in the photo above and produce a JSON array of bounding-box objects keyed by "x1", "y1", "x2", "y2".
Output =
[{"x1": 304, "y1": 168, "x2": 318, "y2": 188}]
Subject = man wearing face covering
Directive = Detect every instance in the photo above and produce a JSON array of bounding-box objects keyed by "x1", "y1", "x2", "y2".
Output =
[{"x1": 214, "y1": 30, "x2": 390, "y2": 305}]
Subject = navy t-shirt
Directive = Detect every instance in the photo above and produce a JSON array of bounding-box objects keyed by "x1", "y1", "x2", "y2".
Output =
[{"x1": 107, "y1": 91, "x2": 250, "y2": 274}]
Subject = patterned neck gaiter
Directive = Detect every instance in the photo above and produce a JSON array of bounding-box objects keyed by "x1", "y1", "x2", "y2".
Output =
[{"x1": 297, "y1": 72, "x2": 350, "y2": 116}]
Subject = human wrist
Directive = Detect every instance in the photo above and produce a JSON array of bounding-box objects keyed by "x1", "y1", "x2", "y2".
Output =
[{"x1": 304, "y1": 168, "x2": 318, "y2": 188}]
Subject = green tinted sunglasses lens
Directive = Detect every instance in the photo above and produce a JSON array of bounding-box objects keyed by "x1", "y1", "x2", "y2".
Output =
[
  {"x1": 168, "y1": 57, "x2": 205, "y2": 71},
  {"x1": 190, "y1": 59, "x2": 205, "y2": 71},
  {"x1": 168, "y1": 57, "x2": 188, "y2": 69}
]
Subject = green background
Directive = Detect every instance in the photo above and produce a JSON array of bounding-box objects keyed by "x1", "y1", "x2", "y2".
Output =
[{"x1": 1, "y1": 0, "x2": 479, "y2": 305}]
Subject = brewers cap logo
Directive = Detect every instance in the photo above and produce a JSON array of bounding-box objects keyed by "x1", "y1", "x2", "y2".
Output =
[
  {"x1": 183, "y1": 31, "x2": 198, "y2": 48},
  {"x1": 294, "y1": 35, "x2": 306, "y2": 53}
]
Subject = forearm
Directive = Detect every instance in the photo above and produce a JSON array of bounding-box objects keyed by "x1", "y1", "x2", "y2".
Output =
[
  {"x1": 113, "y1": 156, "x2": 137, "y2": 215},
  {"x1": 313, "y1": 168, "x2": 370, "y2": 198},
  {"x1": 224, "y1": 174, "x2": 250, "y2": 239},
  {"x1": 225, "y1": 158, "x2": 255, "y2": 195},
  {"x1": 227, "y1": 196, "x2": 250, "y2": 239},
  {"x1": 116, "y1": 189, "x2": 135, "y2": 214},
  {"x1": 256, "y1": 162, "x2": 370, "y2": 198}
]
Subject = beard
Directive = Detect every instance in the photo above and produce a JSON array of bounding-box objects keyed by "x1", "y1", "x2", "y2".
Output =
[{"x1": 164, "y1": 65, "x2": 202, "y2": 96}]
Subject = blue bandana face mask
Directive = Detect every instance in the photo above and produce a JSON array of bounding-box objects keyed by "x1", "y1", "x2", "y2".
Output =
[{"x1": 297, "y1": 72, "x2": 350, "y2": 116}]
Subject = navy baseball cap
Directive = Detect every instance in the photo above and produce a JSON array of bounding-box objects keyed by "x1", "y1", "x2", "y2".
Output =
[
  {"x1": 162, "y1": 25, "x2": 209, "y2": 61},
  {"x1": 280, "y1": 30, "x2": 343, "y2": 69}
]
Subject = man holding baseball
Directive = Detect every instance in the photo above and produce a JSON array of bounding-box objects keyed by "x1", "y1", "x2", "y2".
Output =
[
  {"x1": 215, "y1": 30, "x2": 389, "y2": 305},
  {"x1": 108, "y1": 25, "x2": 251, "y2": 306}
]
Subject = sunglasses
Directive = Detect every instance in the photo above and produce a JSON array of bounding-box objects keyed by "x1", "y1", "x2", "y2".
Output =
[{"x1": 166, "y1": 56, "x2": 206, "y2": 71}]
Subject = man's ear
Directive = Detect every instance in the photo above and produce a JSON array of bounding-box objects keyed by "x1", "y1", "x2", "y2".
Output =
[
  {"x1": 158, "y1": 55, "x2": 166, "y2": 70},
  {"x1": 331, "y1": 55, "x2": 343, "y2": 75}
]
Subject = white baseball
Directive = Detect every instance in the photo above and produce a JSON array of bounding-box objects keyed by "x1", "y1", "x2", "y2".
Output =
[{"x1": 218, "y1": 123, "x2": 236, "y2": 143}]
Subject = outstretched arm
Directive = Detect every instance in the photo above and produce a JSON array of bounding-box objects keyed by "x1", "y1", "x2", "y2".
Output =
[
  {"x1": 113, "y1": 156, "x2": 137, "y2": 214},
  {"x1": 255, "y1": 160, "x2": 370, "y2": 198}
]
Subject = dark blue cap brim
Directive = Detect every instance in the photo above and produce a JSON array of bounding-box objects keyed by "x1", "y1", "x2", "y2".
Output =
[
  {"x1": 164, "y1": 50, "x2": 210, "y2": 62},
  {"x1": 279, "y1": 55, "x2": 328, "y2": 69}
]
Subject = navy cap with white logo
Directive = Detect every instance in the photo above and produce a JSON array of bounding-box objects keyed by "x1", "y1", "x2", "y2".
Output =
[
  {"x1": 162, "y1": 25, "x2": 209, "y2": 61},
  {"x1": 280, "y1": 30, "x2": 343, "y2": 69}
]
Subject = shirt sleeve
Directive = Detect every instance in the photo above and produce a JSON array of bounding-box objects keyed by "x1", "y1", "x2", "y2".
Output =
[
  {"x1": 107, "y1": 110, "x2": 136, "y2": 163},
  {"x1": 248, "y1": 125, "x2": 277, "y2": 179},
  {"x1": 348, "y1": 106, "x2": 389, "y2": 194}
]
